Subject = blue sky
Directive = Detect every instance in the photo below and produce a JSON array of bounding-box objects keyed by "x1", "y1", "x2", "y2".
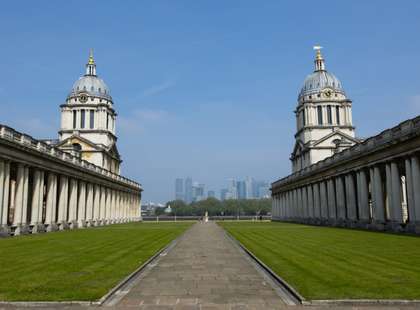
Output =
[{"x1": 0, "y1": 1, "x2": 419, "y2": 203}]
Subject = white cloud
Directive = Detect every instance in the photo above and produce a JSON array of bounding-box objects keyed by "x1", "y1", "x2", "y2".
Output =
[
  {"x1": 118, "y1": 109, "x2": 169, "y2": 135},
  {"x1": 142, "y1": 80, "x2": 175, "y2": 97}
]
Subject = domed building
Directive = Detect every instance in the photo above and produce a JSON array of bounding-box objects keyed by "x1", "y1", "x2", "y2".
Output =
[
  {"x1": 291, "y1": 48, "x2": 360, "y2": 172},
  {"x1": 56, "y1": 51, "x2": 121, "y2": 174}
]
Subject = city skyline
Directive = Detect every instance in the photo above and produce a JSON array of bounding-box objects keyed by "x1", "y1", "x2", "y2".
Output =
[
  {"x1": 0, "y1": 1, "x2": 419, "y2": 202},
  {"x1": 173, "y1": 177, "x2": 270, "y2": 203}
]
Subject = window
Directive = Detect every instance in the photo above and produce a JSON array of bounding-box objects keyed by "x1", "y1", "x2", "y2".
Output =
[
  {"x1": 73, "y1": 110, "x2": 77, "y2": 129},
  {"x1": 327, "y1": 106, "x2": 332, "y2": 124},
  {"x1": 336, "y1": 106, "x2": 340, "y2": 124},
  {"x1": 106, "y1": 113, "x2": 109, "y2": 129},
  {"x1": 80, "y1": 109, "x2": 85, "y2": 128},
  {"x1": 302, "y1": 109, "x2": 306, "y2": 126},
  {"x1": 317, "y1": 106, "x2": 323, "y2": 125},
  {"x1": 90, "y1": 110, "x2": 94, "y2": 129}
]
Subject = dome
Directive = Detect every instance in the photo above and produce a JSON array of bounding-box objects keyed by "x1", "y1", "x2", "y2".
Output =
[
  {"x1": 67, "y1": 50, "x2": 112, "y2": 101},
  {"x1": 299, "y1": 70, "x2": 345, "y2": 98},
  {"x1": 298, "y1": 47, "x2": 346, "y2": 100},
  {"x1": 69, "y1": 75, "x2": 112, "y2": 100}
]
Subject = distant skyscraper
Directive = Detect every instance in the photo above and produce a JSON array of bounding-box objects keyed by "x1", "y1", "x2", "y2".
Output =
[
  {"x1": 236, "y1": 181, "x2": 246, "y2": 199},
  {"x1": 228, "y1": 178, "x2": 238, "y2": 199},
  {"x1": 254, "y1": 181, "x2": 270, "y2": 198},
  {"x1": 207, "y1": 190, "x2": 216, "y2": 198},
  {"x1": 245, "y1": 176, "x2": 254, "y2": 199},
  {"x1": 175, "y1": 178, "x2": 184, "y2": 201},
  {"x1": 220, "y1": 188, "x2": 228, "y2": 201},
  {"x1": 185, "y1": 177, "x2": 193, "y2": 203},
  {"x1": 193, "y1": 183, "x2": 206, "y2": 201}
]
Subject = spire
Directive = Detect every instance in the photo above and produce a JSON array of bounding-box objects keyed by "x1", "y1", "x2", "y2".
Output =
[
  {"x1": 85, "y1": 49, "x2": 97, "y2": 76},
  {"x1": 313, "y1": 45, "x2": 325, "y2": 72}
]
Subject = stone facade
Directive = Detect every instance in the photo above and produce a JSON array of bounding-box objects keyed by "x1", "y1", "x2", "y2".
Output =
[
  {"x1": 291, "y1": 48, "x2": 360, "y2": 172},
  {"x1": 0, "y1": 124, "x2": 141, "y2": 236},
  {"x1": 272, "y1": 116, "x2": 420, "y2": 233},
  {"x1": 56, "y1": 51, "x2": 121, "y2": 174}
]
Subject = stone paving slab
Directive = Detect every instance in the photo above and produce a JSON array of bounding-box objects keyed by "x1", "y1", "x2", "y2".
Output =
[{"x1": 116, "y1": 221, "x2": 286, "y2": 309}]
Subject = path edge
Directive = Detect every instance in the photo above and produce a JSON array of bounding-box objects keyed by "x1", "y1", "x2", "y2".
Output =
[
  {"x1": 220, "y1": 224, "x2": 304, "y2": 305},
  {"x1": 98, "y1": 222, "x2": 195, "y2": 306}
]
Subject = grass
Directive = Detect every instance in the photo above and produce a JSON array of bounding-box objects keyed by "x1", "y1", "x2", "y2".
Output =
[
  {"x1": 0, "y1": 222, "x2": 192, "y2": 301},
  {"x1": 219, "y1": 221, "x2": 420, "y2": 300}
]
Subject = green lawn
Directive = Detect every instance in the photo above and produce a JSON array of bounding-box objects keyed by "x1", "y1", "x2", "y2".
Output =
[
  {"x1": 219, "y1": 221, "x2": 420, "y2": 300},
  {"x1": 0, "y1": 222, "x2": 192, "y2": 301}
]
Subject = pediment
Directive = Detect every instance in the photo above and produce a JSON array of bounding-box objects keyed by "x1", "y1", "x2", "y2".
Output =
[
  {"x1": 291, "y1": 140, "x2": 306, "y2": 157},
  {"x1": 56, "y1": 135, "x2": 102, "y2": 152},
  {"x1": 313, "y1": 131, "x2": 360, "y2": 148}
]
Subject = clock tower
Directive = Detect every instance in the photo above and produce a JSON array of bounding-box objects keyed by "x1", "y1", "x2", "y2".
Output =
[
  {"x1": 290, "y1": 47, "x2": 360, "y2": 172},
  {"x1": 57, "y1": 50, "x2": 121, "y2": 174}
]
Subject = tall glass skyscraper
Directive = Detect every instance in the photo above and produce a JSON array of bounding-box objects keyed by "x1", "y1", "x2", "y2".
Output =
[
  {"x1": 175, "y1": 178, "x2": 184, "y2": 201},
  {"x1": 184, "y1": 177, "x2": 193, "y2": 203}
]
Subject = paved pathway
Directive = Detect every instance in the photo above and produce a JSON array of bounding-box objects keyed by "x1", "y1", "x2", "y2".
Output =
[{"x1": 115, "y1": 221, "x2": 286, "y2": 309}]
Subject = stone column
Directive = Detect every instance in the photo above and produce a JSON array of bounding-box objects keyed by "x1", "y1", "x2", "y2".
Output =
[
  {"x1": 313, "y1": 183, "x2": 321, "y2": 220},
  {"x1": 345, "y1": 174, "x2": 357, "y2": 222},
  {"x1": 405, "y1": 158, "x2": 415, "y2": 224},
  {"x1": 14, "y1": 164, "x2": 29, "y2": 235},
  {"x1": 23, "y1": 167, "x2": 29, "y2": 224},
  {"x1": 68, "y1": 178, "x2": 78, "y2": 229},
  {"x1": 111, "y1": 189, "x2": 117, "y2": 223},
  {"x1": 320, "y1": 181, "x2": 328, "y2": 221},
  {"x1": 100, "y1": 186, "x2": 106, "y2": 225},
  {"x1": 390, "y1": 161, "x2": 403, "y2": 225},
  {"x1": 307, "y1": 185, "x2": 314, "y2": 219},
  {"x1": 106, "y1": 188, "x2": 112, "y2": 224},
  {"x1": 115, "y1": 191, "x2": 121, "y2": 223},
  {"x1": 327, "y1": 179, "x2": 337, "y2": 223},
  {"x1": 335, "y1": 176, "x2": 346, "y2": 222},
  {"x1": 85, "y1": 183, "x2": 94, "y2": 226},
  {"x1": 0, "y1": 160, "x2": 10, "y2": 235},
  {"x1": 371, "y1": 165, "x2": 386, "y2": 224},
  {"x1": 296, "y1": 188, "x2": 302, "y2": 219},
  {"x1": 410, "y1": 156, "x2": 420, "y2": 229},
  {"x1": 93, "y1": 184, "x2": 100, "y2": 225},
  {"x1": 77, "y1": 181, "x2": 86, "y2": 228},
  {"x1": 45, "y1": 173, "x2": 58, "y2": 231},
  {"x1": 302, "y1": 186, "x2": 308, "y2": 219},
  {"x1": 30, "y1": 169, "x2": 45, "y2": 233},
  {"x1": 357, "y1": 169, "x2": 370, "y2": 223},
  {"x1": 57, "y1": 175, "x2": 69, "y2": 230}
]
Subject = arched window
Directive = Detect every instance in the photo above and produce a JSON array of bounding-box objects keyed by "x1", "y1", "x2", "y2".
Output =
[
  {"x1": 327, "y1": 106, "x2": 332, "y2": 124},
  {"x1": 336, "y1": 106, "x2": 340, "y2": 124},
  {"x1": 317, "y1": 106, "x2": 323, "y2": 125},
  {"x1": 80, "y1": 109, "x2": 85, "y2": 128},
  {"x1": 72, "y1": 143, "x2": 82, "y2": 152},
  {"x1": 73, "y1": 110, "x2": 77, "y2": 129}
]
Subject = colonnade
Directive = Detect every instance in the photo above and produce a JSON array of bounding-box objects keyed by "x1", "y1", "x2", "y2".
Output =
[
  {"x1": 272, "y1": 154, "x2": 420, "y2": 233},
  {"x1": 0, "y1": 158, "x2": 141, "y2": 236}
]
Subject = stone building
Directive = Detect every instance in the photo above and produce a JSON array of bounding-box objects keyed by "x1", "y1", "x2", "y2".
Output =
[
  {"x1": 291, "y1": 47, "x2": 360, "y2": 172},
  {"x1": 272, "y1": 48, "x2": 420, "y2": 234},
  {"x1": 55, "y1": 50, "x2": 121, "y2": 174},
  {"x1": 0, "y1": 51, "x2": 142, "y2": 236}
]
